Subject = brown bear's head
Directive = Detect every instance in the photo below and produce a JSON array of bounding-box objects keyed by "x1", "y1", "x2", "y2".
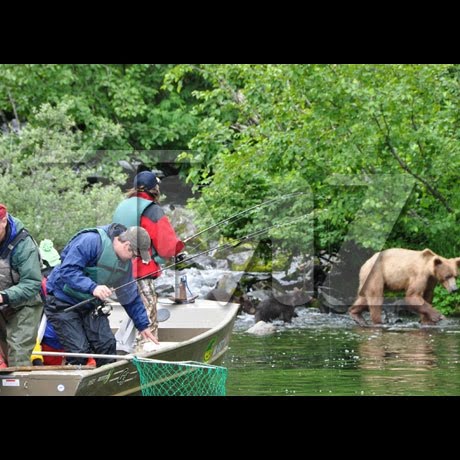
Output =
[{"x1": 433, "y1": 257, "x2": 460, "y2": 292}]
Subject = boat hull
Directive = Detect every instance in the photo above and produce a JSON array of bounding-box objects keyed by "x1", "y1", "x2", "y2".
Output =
[{"x1": 0, "y1": 300, "x2": 239, "y2": 396}]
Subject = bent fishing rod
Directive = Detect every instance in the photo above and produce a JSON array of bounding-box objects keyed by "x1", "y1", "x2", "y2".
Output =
[
  {"x1": 63, "y1": 215, "x2": 310, "y2": 313},
  {"x1": 183, "y1": 190, "x2": 308, "y2": 244}
]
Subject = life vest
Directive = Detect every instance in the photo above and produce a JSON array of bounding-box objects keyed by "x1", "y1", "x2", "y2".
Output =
[
  {"x1": 113, "y1": 197, "x2": 152, "y2": 227},
  {"x1": 62, "y1": 228, "x2": 131, "y2": 301},
  {"x1": 0, "y1": 229, "x2": 30, "y2": 291},
  {"x1": 113, "y1": 197, "x2": 160, "y2": 260}
]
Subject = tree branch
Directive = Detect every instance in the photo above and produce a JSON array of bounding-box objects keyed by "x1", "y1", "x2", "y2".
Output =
[
  {"x1": 7, "y1": 90, "x2": 21, "y2": 132},
  {"x1": 376, "y1": 110, "x2": 453, "y2": 213}
]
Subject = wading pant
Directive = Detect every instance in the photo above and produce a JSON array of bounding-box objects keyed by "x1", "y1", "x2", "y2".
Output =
[
  {"x1": 44, "y1": 296, "x2": 115, "y2": 367},
  {"x1": 137, "y1": 278, "x2": 158, "y2": 339},
  {"x1": 0, "y1": 304, "x2": 43, "y2": 367}
]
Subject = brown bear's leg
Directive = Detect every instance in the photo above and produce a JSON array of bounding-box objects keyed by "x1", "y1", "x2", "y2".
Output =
[
  {"x1": 423, "y1": 288, "x2": 435, "y2": 305},
  {"x1": 420, "y1": 305, "x2": 444, "y2": 325},
  {"x1": 349, "y1": 296, "x2": 368, "y2": 326},
  {"x1": 368, "y1": 296, "x2": 384, "y2": 325},
  {"x1": 404, "y1": 295, "x2": 444, "y2": 324}
]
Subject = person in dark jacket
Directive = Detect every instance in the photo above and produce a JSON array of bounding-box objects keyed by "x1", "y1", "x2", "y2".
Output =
[
  {"x1": 44, "y1": 224, "x2": 157, "y2": 367},
  {"x1": 113, "y1": 171, "x2": 185, "y2": 345},
  {"x1": 0, "y1": 204, "x2": 43, "y2": 368}
]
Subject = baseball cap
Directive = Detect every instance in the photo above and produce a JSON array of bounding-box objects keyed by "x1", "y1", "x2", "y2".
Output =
[
  {"x1": 39, "y1": 239, "x2": 61, "y2": 267},
  {"x1": 0, "y1": 204, "x2": 7, "y2": 219},
  {"x1": 120, "y1": 226, "x2": 151, "y2": 264},
  {"x1": 133, "y1": 171, "x2": 159, "y2": 190}
]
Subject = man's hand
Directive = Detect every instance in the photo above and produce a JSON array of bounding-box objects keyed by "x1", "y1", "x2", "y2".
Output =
[
  {"x1": 0, "y1": 302, "x2": 14, "y2": 321},
  {"x1": 140, "y1": 328, "x2": 159, "y2": 345},
  {"x1": 0, "y1": 294, "x2": 7, "y2": 311},
  {"x1": 93, "y1": 285, "x2": 113, "y2": 300}
]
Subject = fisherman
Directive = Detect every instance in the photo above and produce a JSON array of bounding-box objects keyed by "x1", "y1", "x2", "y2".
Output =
[
  {"x1": 113, "y1": 171, "x2": 185, "y2": 350},
  {"x1": 44, "y1": 224, "x2": 157, "y2": 367},
  {"x1": 0, "y1": 203, "x2": 43, "y2": 368}
]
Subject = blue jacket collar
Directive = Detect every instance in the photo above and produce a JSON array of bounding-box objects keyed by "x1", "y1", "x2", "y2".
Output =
[{"x1": 0, "y1": 215, "x2": 17, "y2": 256}]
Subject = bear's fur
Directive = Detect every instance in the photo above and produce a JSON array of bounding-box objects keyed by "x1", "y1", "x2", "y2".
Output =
[
  {"x1": 349, "y1": 248, "x2": 460, "y2": 326},
  {"x1": 254, "y1": 288, "x2": 310, "y2": 323},
  {"x1": 254, "y1": 300, "x2": 298, "y2": 323}
]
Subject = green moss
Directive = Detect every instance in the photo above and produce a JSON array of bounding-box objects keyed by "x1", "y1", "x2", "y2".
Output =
[{"x1": 309, "y1": 298, "x2": 322, "y2": 309}]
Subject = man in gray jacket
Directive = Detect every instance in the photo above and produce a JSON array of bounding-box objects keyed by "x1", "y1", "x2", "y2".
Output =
[{"x1": 0, "y1": 204, "x2": 43, "y2": 368}]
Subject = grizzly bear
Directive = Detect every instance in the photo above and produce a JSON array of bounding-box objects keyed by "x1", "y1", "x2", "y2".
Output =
[
  {"x1": 254, "y1": 288, "x2": 310, "y2": 323},
  {"x1": 254, "y1": 300, "x2": 298, "y2": 323},
  {"x1": 349, "y1": 248, "x2": 460, "y2": 326}
]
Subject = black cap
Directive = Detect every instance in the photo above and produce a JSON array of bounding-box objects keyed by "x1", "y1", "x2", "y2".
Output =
[{"x1": 133, "y1": 171, "x2": 159, "y2": 190}]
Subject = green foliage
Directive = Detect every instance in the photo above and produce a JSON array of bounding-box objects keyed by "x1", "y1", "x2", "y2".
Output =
[
  {"x1": 0, "y1": 64, "x2": 206, "y2": 248},
  {"x1": 0, "y1": 102, "x2": 124, "y2": 249},
  {"x1": 433, "y1": 285, "x2": 460, "y2": 316},
  {"x1": 168, "y1": 64, "x2": 460, "y2": 258},
  {"x1": 2, "y1": 64, "x2": 460, "y2": 315},
  {"x1": 0, "y1": 64, "x2": 201, "y2": 154}
]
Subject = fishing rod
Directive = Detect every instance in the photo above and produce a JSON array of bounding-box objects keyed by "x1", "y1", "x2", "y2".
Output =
[
  {"x1": 183, "y1": 190, "x2": 307, "y2": 243},
  {"x1": 63, "y1": 214, "x2": 310, "y2": 313},
  {"x1": 63, "y1": 225, "x2": 279, "y2": 312}
]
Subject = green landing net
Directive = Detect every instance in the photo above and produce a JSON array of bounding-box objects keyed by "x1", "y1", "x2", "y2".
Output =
[{"x1": 132, "y1": 357, "x2": 228, "y2": 396}]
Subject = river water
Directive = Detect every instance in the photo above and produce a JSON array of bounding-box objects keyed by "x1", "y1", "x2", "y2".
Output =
[{"x1": 223, "y1": 309, "x2": 460, "y2": 396}]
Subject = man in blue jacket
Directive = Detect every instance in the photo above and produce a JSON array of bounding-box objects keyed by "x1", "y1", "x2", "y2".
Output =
[{"x1": 44, "y1": 224, "x2": 157, "y2": 367}]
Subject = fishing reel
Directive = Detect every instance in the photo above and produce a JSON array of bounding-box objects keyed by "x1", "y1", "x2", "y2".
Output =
[
  {"x1": 91, "y1": 302, "x2": 113, "y2": 318},
  {"x1": 174, "y1": 251, "x2": 189, "y2": 269}
]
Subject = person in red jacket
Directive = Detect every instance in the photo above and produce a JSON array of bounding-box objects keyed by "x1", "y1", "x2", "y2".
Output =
[{"x1": 113, "y1": 171, "x2": 185, "y2": 345}]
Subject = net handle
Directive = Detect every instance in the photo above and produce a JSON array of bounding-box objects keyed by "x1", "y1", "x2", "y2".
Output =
[
  {"x1": 34, "y1": 351, "x2": 219, "y2": 367},
  {"x1": 132, "y1": 357, "x2": 224, "y2": 369}
]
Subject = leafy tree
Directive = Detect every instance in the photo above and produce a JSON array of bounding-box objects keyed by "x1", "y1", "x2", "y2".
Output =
[
  {"x1": 2, "y1": 63, "x2": 460, "y2": 261},
  {"x1": 168, "y1": 64, "x2": 460, "y2": 258},
  {"x1": 0, "y1": 64, "x2": 202, "y2": 156},
  {"x1": 0, "y1": 101, "x2": 125, "y2": 249}
]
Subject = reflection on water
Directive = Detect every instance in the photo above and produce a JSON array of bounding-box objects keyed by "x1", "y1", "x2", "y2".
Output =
[
  {"x1": 354, "y1": 329, "x2": 439, "y2": 394},
  {"x1": 223, "y1": 310, "x2": 460, "y2": 396},
  {"x1": 358, "y1": 329, "x2": 437, "y2": 370}
]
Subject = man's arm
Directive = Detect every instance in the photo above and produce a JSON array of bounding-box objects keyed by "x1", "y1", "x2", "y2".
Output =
[
  {"x1": 58, "y1": 233, "x2": 100, "y2": 295},
  {"x1": 141, "y1": 211, "x2": 185, "y2": 258},
  {"x1": 116, "y1": 278, "x2": 150, "y2": 332},
  {"x1": 1, "y1": 238, "x2": 42, "y2": 307}
]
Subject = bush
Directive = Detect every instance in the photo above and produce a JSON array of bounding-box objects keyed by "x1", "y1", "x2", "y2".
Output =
[
  {"x1": 433, "y1": 285, "x2": 460, "y2": 317},
  {"x1": 0, "y1": 102, "x2": 125, "y2": 249}
]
